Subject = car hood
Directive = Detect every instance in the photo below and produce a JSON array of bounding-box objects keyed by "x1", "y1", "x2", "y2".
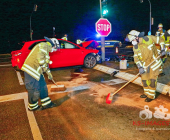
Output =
[{"x1": 81, "y1": 40, "x2": 99, "y2": 49}]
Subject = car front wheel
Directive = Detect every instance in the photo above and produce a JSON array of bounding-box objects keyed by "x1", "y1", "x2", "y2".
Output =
[{"x1": 84, "y1": 54, "x2": 97, "y2": 68}]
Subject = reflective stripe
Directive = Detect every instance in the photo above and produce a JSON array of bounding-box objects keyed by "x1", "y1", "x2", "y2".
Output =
[
  {"x1": 143, "y1": 62, "x2": 146, "y2": 68},
  {"x1": 40, "y1": 48, "x2": 47, "y2": 54},
  {"x1": 29, "y1": 102, "x2": 38, "y2": 107},
  {"x1": 37, "y1": 66, "x2": 41, "y2": 73},
  {"x1": 151, "y1": 60, "x2": 162, "y2": 71},
  {"x1": 46, "y1": 55, "x2": 50, "y2": 59},
  {"x1": 151, "y1": 59, "x2": 161, "y2": 69},
  {"x1": 138, "y1": 53, "x2": 142, "y2": 56},
  {"x1": 21, "y1": 67, "x2": 40, "y2": 80},
  {"x1": 136, "y1": 61, "x2": 142, "y2": 66},
  {"x1": 39, "y1": 60, "x2": 45, "y2": 65},
  {"x1": 41, "y1": 97, "x2": 50, "y2": 102},
  {"x1": 148, "y1": 44, "x2": 153, "y2": 50},
  {"x1": 24, "y1": 64, "x2": 40, "y2": 76},
  {"x1": 42, "y1": 100, "x2": 51, "y2": 106},
  {"x1": 134, "y1": 54, "x2": 137, "y2": 57},
  {"x1": 152, "y1": 55, "x2": 158, "y2": 63},
  {"x1": 28, "y1": 105, "x2": 39, "y2": 110},
  {"x1": 146, "y1": 92, "x2": 155, "y2": 97},
  {"x1": 156, "y1": 36, "x2": 159, "y2": 44},
  {"x1": 148, "y1": 89, "x2": 155, "y2": 93}
]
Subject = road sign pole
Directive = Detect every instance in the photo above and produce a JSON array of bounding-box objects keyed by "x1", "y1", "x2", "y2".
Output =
[
  {"x1": 99, "y1": 0, "x2": 105, "y2": 62},
  {"x1": 101, "y1": 36, "x2": 105, "y2": 61}
]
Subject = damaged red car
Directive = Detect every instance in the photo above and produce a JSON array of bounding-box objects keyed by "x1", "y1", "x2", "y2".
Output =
[{"x1": 11, "y1": 39, "x2": 100, "y2": 70}]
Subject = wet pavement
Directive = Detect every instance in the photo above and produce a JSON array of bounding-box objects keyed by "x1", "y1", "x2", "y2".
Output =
[{"x1": 1, "y1": 55, "x2": 170, "y2": 140}]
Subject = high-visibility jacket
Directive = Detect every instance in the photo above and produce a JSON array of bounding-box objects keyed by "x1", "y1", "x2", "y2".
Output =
[
  {"x1": 62, "y1": 37, "x2": 67, "y2": 40},
  {"x1": 157, "y1": 29, "x2": 166, "y2": 41},
  {"x1": 165, "y1": 36, "x2": 170, "y2": 52},
  {"x1": 133, "y1": 38, "x2": 162, "y2": 72},
  {"x1": 21, "y1": 42, "x2": 52, "y2": 81}
]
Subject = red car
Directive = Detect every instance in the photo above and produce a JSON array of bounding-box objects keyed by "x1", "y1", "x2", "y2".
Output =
[{"x1": 11, "y1": 39, "x2": 100, "y2": 70}]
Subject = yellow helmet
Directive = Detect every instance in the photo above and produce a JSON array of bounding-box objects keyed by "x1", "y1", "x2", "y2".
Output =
[{"x1": 158, "y1": 23, "x2": 163, "y2": 28}]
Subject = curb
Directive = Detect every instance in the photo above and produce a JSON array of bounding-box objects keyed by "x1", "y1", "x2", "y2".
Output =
[{"x1": 93, "y1": 64, "x2": 170, "y2": 96}]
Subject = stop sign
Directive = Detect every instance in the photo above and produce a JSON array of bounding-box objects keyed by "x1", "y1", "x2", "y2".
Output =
[{"x1": 95, "y1": 18, "x2": 112, "y2": 37}]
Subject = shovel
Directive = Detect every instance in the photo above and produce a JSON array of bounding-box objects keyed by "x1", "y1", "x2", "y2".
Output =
[{"x1": 106, "y1": 55, "x2": 161, "y2": 104}]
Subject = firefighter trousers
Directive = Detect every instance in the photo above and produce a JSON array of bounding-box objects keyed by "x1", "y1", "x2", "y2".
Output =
[
  {"x1": 24, "y1": 72, "x2": 52, "y2": 110},
  {"x1": 141, "y1": 67, "x2": 159, "y2": 99}
]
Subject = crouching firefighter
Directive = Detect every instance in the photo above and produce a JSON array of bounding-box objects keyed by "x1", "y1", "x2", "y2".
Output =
[
  {"x1": 21, "y1": 37, "x2": 60, "y2": 111},
  {"x1": 126, "y1": 30, "x2": 165, "y2": 102}
]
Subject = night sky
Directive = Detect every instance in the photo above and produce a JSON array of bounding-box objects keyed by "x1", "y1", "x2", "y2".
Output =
[{"x1": 0, "y1": 0, "x2": 170, "y2": 54}]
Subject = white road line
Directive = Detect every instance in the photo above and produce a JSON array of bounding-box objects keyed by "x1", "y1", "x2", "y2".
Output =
[
  {"x1": 16, "y1": 71, "x2": 24, "y2": 85},
  {"x1": 23, "y1": 98, "x2": 43, "y2": 140},
  {"x1": 0, "y1": 64, "x2": 12, "y2": 66},
  {"x1": 0, "y1": 92, "x2": 43, "y2": 140}
]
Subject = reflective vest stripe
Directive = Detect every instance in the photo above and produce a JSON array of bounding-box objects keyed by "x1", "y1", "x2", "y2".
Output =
[
  {"x1": 28, "y1": 105, "x2": 39, "y2": 110},
  {"x1": 29, "y1": 102, "x2": 38, "y2": 107},
  {"x1": 156, "y1": 36, "x2": 159, "y2": 44},
  {"x1": 39, "y1": 48, "x2": 47, "y2": 54},
  {"x1": 42, "y1": 100, "x2": 51, "y2": 106},
  {"x1": 41, "y1": 97, "x2": 50, "y2": 102},
  {"x1": 152, "y1": 60, "x2": 162, "y2": 71},
  {"x1": 22, "y1": 66, "x2": 40, "y2": 81},
  {"x1": 148, "y1": 44, "x2": 153, "y2": 50},
  {"x1": 24, "y1": 64, "x2": 40, "y2": 76},
  {"x1": 38, "y1": 60, "x2": 45, "y2": 65}
]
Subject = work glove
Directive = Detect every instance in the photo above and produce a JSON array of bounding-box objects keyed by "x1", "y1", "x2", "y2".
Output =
[
  {"x1": 137, "y1": 63, "x2": 145, "y2": 75},
  {"x1": 139, "y1": 67, "x2": 145, "y2": 75},
  {"x1": 161, "y1": 50, "x2": 166, "y2": 56},
  {"x1": 46, "y1": 70, "x2": 53, "y2": 80},
  {"x1": 41, "y1": 64, "x2": 48, "y2": 73}
]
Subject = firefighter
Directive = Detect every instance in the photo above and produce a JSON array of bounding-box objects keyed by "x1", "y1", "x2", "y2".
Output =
[
  {"x1": 21, "y1": 37, "x2": 60, "y2": 111},
  {"x1": 155, "y1": 31, "x2": 167, "y2": 76},
  {"x1": 76, "y1": 39, "x2": 82, "y2": 44},
  {"x1": 126, "y1": 30, "x2": 165, "y2": 102},
  {"x1": 62, "y1": 34, "x2": 68, "y2": 40},
  {"x1": 156, "y1": 23, "x2": 166, "y2": 41},
  {"x1": 165, "y1": 29, "x2": 170, "y2": 56}
]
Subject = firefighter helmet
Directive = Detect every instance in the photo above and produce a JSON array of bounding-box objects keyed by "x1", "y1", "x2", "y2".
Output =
[
  {"x1": 125, "y1": 34, "x2": 137, "y2": 42},
  {"x1": 158, "y1": 23, "x2": 163, "y2": 28},
  {"x1": 167, "y1": 29, "x2": 170, "y2": 35},
  {"x1": 44, "y1": 36, "x2": 54, "y2": 47},
  {"x1": 129, "y1": 30, "x2": 140, "y2": 36}
]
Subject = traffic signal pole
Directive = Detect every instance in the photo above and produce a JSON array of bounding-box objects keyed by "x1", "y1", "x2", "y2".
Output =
[{"x1": 100, "y1": 0, "x2": 105, "y2": 62}]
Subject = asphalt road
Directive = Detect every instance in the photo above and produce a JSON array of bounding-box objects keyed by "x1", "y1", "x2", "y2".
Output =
[{"x1": 1, "y1": 62, "x2": 170, "y2": 140}]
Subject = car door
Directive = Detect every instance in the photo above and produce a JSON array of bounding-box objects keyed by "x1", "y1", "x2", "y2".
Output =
[{"x1": 50, "y1": 40, "x2": 84, "y2": 68}]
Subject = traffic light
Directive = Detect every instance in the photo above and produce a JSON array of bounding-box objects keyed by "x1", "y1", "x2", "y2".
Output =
[{"x1": 102, "y1": 0, "x2": 108, "y2": 17}]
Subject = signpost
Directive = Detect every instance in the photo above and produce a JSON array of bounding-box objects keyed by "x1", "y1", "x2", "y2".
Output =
[{"x1": 95, "y1": 18, "x2": 112, "y2": 61}]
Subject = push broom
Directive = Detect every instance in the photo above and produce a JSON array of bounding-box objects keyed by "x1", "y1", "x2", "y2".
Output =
[{"x1": 106, "y1": 55, "x2": 161, "y2": 104}]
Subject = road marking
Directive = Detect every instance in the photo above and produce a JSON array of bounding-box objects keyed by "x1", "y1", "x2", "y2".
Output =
[
  {"x1": 16, "y1": 71, "x2": 24, "y2": 85},
  {"x1": 0, "y1": 64, "x2": 12, "y2": 66},
  {"x1": 0, "y1": 92, "x2": 43, "y2": 140}
]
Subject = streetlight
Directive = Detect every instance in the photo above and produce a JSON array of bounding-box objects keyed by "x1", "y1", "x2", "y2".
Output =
[
  {"x1": 30, "y1": 4, "x2": 37, "y2": 40},
  {"x1": 140, "y1": 0, "x2": 151, "y2": 35}
]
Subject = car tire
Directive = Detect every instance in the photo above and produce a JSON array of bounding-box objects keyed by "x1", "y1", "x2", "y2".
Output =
[{"x1": 84, "y1": 54, "x2": 97, "y2": 68}]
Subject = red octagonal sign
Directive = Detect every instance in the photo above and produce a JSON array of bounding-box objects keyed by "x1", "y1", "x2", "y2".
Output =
[{"x1": 95, "y1": 18, "x2": 112, "y2": 37}]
